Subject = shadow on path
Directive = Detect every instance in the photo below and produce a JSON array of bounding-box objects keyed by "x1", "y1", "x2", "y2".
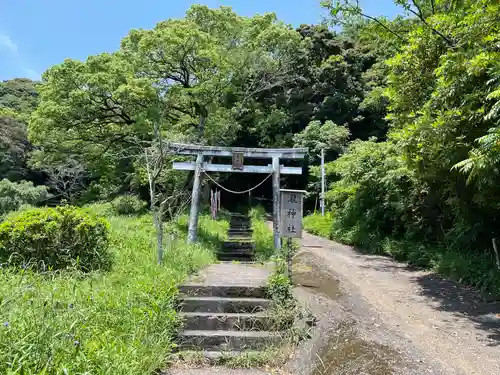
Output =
[
  {"x1": 353, "y1": 251, "x2": 500, "y2": 347},
  {"x1": 414, "y1": 272, "x2": 500, "y2": 346}
]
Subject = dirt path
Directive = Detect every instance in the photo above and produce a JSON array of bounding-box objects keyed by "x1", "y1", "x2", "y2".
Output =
[{"x1": 296, "y1": 232, "x2": 500, "y2": 375}]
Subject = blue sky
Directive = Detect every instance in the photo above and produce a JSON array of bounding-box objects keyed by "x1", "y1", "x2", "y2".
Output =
[{"x1": 0, "y1": 0, "x2": 401, "y2": 81}]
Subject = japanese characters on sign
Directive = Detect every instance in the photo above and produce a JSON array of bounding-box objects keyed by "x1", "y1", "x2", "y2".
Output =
[
  {"x1": 232, "y1": 151, "x2": 244, "y2": 170},
  {"x1": 280, "y1": 189, "x2": 305, "y2": 238}
]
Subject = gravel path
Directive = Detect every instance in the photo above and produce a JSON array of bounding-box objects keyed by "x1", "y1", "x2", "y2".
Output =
[{"x1": 295, "y1": 231, "x2": 500, "y2": 375}]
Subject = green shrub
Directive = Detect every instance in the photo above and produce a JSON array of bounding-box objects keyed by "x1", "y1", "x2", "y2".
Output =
[
  {"x1": 303, "y1": 212, "x2": 333, "y2": 238},
  {"x1": 0, "y1": 206, "x2": 111, "y2": 271},
  {"x1": 111, "y1": 195, "x2": 147, "y2": 215},
  {"x1": 267, "y1": 271, "x2": 293, "y2": 303},
  {"x1": 0, "y1": 179, "x2": 50, "y2": 216},
  {"x1": 249, "y1": 206, "x2": 266, "y2": 220}
]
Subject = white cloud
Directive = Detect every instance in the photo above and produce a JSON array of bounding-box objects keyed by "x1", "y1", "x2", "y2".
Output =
[
  {"x1": 0, "y1": 31, "x2": 40, "y2": 81},
  {"x1": 0, "y1": 32, "x2": 18, "y2": 54}
]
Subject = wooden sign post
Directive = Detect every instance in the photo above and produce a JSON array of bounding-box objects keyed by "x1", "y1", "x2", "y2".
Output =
[{"x1": 280, "y1": 189, "x2": 306, "y2": 280}]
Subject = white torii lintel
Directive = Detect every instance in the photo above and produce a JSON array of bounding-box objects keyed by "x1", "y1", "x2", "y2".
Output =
[
  {"x1": 166, "y1": 143, "x2": 307, "y2": 160},
  {"x1": 173, "y1": 162, "x2": 302, "y2": 175}
]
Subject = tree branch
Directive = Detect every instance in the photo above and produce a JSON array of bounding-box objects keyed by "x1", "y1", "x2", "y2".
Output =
[
  {"x1": 359, "y1": 11, "x2": 408, "y2": 43},
  {"x1": 409, "y1": 1, "x2": 455, "y2": 47}
]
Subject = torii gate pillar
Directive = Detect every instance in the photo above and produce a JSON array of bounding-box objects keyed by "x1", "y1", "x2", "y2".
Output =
[
  {"x1": 187, "y1": 153, "x2": 204, "y2": 243},
  {"x1": 272, "y1": 156, "x2": 281, "y2": 251}
]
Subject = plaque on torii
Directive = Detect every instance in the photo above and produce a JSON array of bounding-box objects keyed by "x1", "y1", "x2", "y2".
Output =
[{"x1": 232, "y1": 151, "x2": 244, "y2": 170}]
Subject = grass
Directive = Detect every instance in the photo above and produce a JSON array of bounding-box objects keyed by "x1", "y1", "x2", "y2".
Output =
[
  {"x1": 0, "y1": 203, "x2": 223, "y2": 375},
  {"x1": 303, "y1": 212, "x2": 333, "y2": 239},
  {"x1": 249, "y1": 206, "x2": 274, "y2": 261}
]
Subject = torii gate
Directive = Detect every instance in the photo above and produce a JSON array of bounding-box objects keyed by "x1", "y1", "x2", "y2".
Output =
[{"x1": 170, "y1": 143, "x2": 307, "y2": 251}]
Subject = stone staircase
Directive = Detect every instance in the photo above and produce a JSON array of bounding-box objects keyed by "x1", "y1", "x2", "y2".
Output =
[
  {"x1": 217, "y1": 214, "x2": 255, "y2": 262},
  {"x1": 176, "y1": 263, "x2": 279, "y2": 358}
]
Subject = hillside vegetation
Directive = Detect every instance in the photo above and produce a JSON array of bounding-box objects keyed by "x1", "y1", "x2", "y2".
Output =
[{"x1": 0, "y1": 205, "x2": 217, "y2": 374}]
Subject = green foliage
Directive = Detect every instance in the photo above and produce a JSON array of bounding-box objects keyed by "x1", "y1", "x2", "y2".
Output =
[
  {"x1": 267, "y1": 270, "x2": 293, "y2": 305},
  {"x1": 247, "y1": 23, "x2": 390, "y2": 149},
  {"x1": 0, "y1": 179, "x2": 50, "y2": 216},
  {"x1": 293, "y1": 120, "x2": 350, "y2": 156},
  {"x1": 0, "y1": 115, "x2": 28, "y2": 180},
  {"x1": 303, "y1": 212, "x2": 334, "y2": 238},
  {"x1": 250, "y1": 207, "x2": 275, "y2": 261},
  {"x1": 0, "y1": 206, "x2": 111, "y2": 271},
  {"x1": 0, "y1": 79, "x2": 39, "y2": 116},
  {"x1": 0, "y1": 205, "x2": 217, "y2": 374},
  {"x1": 326, "y1": 140, "x2": 419, "y2": 238},
  {"x1": 0, "y1": 79, "x2": 38, "y2": 181},
  {"x1": 318, "y1": 0, "x2": 500, "y2": 295},
  {"x1": 111, "y1": 195, "x2": 147, "y2": 215}
]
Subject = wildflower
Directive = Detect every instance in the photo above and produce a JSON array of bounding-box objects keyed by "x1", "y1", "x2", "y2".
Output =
[
  {"x1": 3, "y1": 322, "x2": 9, "y2": 327},
  {"x1": 74, "y1": 340, "x2": 80, "y2": 346},
  {"x1": 69, "y1": 303, "x2": 74, "y2": 309}
]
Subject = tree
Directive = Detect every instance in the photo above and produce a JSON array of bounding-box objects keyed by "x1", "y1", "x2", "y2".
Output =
[
  {"x1": 232, "y1": 23, "x2": 392, "y2": 151},
  {"x1": 120, "y1": 5, "x2": 305, "y2": 143},
  {"x1": 0, "y1": 112, "x2": 28, "y2": 180},
  {"x1": 30, "y1": 5, "x2": 307, "y2": 258},
  {"x1": 0, "y1": 78, "x2": 39, "y2": 115},
  {"x1": 0, "y1": 79, "x2": 39, "y2": 181},
  {"x1": 43, "y1": 160, "x2": 88, "y2": 203},
  {"x1": 322, "y1": 0, "x2": 500, "y2": 252},
  {"x1": 293, "y1": 120, "x2": 350, "y2": 157}
]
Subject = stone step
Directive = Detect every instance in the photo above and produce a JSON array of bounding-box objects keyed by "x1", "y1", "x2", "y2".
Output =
[
  {"x1": 230, "y1": 218, "x2": 251, "y2": 222},
  {"x1": 219, "y1": 247, "x2": 255, "y2": 255},
  {"x1": 228, "y1": 229, "x2": 253, "y2": 234},
  {"x1": 222, "y1": 242, "x2": 255, "y2": 250},
  {"x1": 179, "y1": 285, "x2": 267, "y2": 298},
  {"x1": 216, "y1": 253, "x2": 255, "y2": 262},
  {"x1": 180, "y1": 297, "x2": 270, "y2": 313},
  {"x1": 178, "y1": 330, "x2": 281, "y2": 351},
  {"x1": 227, "y1": 234, "x2": 253, "y2": 239},
  {"x1": 180, "y1": 312, "x2": 274, "y2": 331},
  {"x1": 227, "y1": 236, "x2": 253, "y2": 241},
  {"x1": 175, "y1": 350, "x2": 262, "y2": 360},
  {"x1": 227, "y1": 238, "x2": 253, "y2": 243}
]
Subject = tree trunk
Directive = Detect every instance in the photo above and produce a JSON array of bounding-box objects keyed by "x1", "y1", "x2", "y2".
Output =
[
  {"x1": 154, "y1": 208, "x2": 164, "y2": 264},
  {"x1": 145, "y1": 149, "x2": 163, "y2": 263},
  {"x1": 198, "y1": 114, "x2": 206, "y2": 141}
]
